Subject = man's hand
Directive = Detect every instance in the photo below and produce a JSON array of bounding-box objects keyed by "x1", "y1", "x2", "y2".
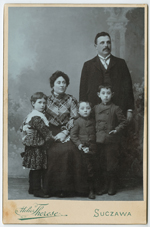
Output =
[{"x1": 127, "y1": 111, "x2": 133, "y2": 122}]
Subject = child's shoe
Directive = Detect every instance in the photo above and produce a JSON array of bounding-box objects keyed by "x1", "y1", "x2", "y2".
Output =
[
  {"x1": 32, "y1": 169, "x2": 49, "y2": 198},
  {"x1": 88, "y1": 190, "x2": 95, "y2": 199}
]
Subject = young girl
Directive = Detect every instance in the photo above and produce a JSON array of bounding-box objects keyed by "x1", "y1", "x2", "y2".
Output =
[{"x1": 20, "y1": 92, "x2": 54, "y2": 198}]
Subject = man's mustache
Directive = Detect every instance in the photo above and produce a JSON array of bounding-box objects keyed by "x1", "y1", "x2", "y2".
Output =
[{"x1": 103, "y1": 47, "x2": 110, "y2": 51}]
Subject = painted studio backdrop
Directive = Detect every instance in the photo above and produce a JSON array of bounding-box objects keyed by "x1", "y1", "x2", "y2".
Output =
[{"x1": 8, "y1": 7, "x2": 144, "y2": 188}]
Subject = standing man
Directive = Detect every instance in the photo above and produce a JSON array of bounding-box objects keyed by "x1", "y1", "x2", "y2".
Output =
[
  {"x1": 79, "y1": 31, "x2": 134, "y2": 120},
  {"x1": 79, "y1": 31, "x2": 134, "y2": 195}
]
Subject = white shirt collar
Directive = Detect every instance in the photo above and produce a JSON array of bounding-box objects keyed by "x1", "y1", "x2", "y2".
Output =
[{"x1": 98, "y1": 54, "x2": 111, "y2": 60}]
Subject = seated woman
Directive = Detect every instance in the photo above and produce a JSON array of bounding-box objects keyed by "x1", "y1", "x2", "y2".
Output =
[{"x1": 42, "y1": 71, "x2": 89, "y2": 197}]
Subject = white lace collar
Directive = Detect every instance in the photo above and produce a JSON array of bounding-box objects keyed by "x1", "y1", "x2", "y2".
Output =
[{"x1": 25, "y1": 109, "x2": 49, "y2": 126}]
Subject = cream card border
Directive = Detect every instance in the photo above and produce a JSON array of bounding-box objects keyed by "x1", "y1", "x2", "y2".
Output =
[{"x1": 3, "y1": 4, "x2": 148, "y2": 224}]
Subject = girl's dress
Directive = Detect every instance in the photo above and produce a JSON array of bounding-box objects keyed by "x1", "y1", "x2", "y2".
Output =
[
  {"x1": 21, "y1": 109, "x2": 53, "y2": 170},
  {"x1": 43, "y1": 92, "x2": 89, "y2": 196}
]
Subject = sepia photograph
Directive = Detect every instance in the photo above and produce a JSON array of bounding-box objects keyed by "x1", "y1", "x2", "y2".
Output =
[{"x1": 3, "y1": 3, "x2": 147, "y2": 224}]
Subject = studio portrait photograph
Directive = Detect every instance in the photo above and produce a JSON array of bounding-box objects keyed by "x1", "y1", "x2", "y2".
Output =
[{"x1": 3, "y1": 3, "x2": 147, "y2": 224}]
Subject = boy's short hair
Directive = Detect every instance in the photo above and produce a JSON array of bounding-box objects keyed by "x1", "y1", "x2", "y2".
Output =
[
  {"x1": 78, "y1": 101, "x2": 92, "y2": 109},
  {"x1": 98, "y1": 84, "x2": 113, "y2": 93},
  {"x1": 30, "y1": 92, "x2": 47, "y2": 104}
]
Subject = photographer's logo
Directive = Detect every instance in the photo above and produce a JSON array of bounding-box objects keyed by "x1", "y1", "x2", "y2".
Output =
[{"x1": 15, "y1": 203, "x2": 67, "y2": 220}]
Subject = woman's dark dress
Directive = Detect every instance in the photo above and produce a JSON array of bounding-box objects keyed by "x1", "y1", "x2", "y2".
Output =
[{"x1": 43, "y1": 92, "x2": 89, "y2": 195}]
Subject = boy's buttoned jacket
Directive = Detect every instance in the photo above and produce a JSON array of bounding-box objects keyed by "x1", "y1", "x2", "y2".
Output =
[
  {"x1": 70, "y1": 116, "x2": 97, "y2": 153},
  {"x1": 94, "y1": 103, "x2": 127, "y2": 144}
]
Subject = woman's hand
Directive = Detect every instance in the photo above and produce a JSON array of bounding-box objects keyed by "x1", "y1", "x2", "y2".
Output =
[
  {"x1": 23, "y1": 125, "x2": 34, "y2": 135},
  {"x1": 55, "y1": 132, "x2": 67, "y2": 142}
]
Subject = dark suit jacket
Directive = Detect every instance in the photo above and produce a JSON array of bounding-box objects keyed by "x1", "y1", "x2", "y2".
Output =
[
  {"x1": 79, "y1": 55, "x2": 134, "y2": 114},
  {"x1": 70, "y1": 116, "x2": 97, "y2": 153},
  {"x1": 94, "y1": 102, "x2": 127, "y2": 143}
]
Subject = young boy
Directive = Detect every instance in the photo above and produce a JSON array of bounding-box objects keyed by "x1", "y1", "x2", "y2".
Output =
[
  {"x1": 20, "y1": 92, "x2": 54, "y2": 198},
  {"x1": 70, "y1": 101, "x2": 97, "y2": 199},
  {"x1": 94, "y1": 85, "x2": 127, "y2": 195}
]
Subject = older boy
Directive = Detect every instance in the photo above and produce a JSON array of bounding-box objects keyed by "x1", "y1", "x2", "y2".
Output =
[{"x1": 94, "y1": 85, "x2": 127, "y2": 195}]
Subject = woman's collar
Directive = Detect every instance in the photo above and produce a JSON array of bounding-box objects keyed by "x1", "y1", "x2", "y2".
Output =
[{"x1": 51, "y1": 90, "x2": 66, "y2": 99}]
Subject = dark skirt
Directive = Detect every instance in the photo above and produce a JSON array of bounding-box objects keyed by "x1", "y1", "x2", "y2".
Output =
[{"x1": 43, "y1": 125, "x2": 89, "y2": 195}]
